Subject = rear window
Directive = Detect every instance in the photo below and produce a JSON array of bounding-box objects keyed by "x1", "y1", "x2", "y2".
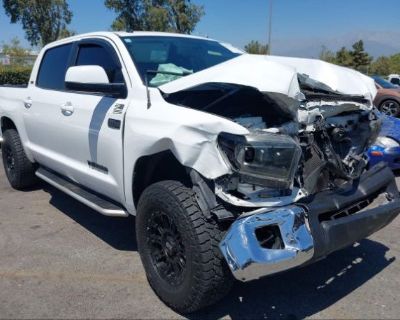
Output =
[{"x1": 37, "y1": 43, "x2": 72, "y2": 90}]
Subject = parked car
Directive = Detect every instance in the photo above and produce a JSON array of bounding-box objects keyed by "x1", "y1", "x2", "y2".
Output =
[
  {"x1": 372, "y1": 75, "x2": 400, "y2": 117},
  {"x1": 388, "y1": 74, "x2": 400, "y2": 86},
  {"x1": 1, "y1": 32, "x2": 399, "y2": 313},
  {"x1": 368, "y1": 115, "x2": 400, "y2": 170}
]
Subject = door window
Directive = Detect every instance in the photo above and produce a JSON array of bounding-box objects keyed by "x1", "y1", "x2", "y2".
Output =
[
  {"x1": 36, "y1": 43, "x2": 73, "y2": 90},
  {"x1": 76, "y1": 44, "x2": 124, "y2": 83}
]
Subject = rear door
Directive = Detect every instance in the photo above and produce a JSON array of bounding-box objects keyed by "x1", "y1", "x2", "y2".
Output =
[
  {"x1": 24, "y1": 39, "x2": 129, "y2": 204},
  {"x1": 23, "y1": 43, "x2": 75, "y2": 170}
]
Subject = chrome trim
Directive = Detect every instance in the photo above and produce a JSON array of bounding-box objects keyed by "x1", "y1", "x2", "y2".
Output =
[
  {"x1": 219, "y1": 206, "x2": 314, "y2": 282},
  {"x1": 35, "y1": 170, "x2": 129, "y2": 217}
]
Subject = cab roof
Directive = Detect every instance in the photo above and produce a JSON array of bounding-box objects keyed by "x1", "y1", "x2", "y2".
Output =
[{"x1": 43, "y1": 31, "x2": 217, "y2": 50}]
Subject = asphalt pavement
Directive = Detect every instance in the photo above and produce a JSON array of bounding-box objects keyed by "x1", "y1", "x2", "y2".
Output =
[{"x1": 0, "y1": 156, "x2": 399, "y2": 319}]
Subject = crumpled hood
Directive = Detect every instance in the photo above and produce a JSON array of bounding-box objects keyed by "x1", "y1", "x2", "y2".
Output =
[{"x1": 160, "y1": 54, "x2": 377, "y2": 102}]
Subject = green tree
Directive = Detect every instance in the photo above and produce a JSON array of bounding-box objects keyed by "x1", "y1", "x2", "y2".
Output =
[
  {"x1": 2, "y1": 0, "x2": 73, "y2": 47},
  {"x1": 1, "y1": 37, "x2": 29, "y2": 57},
  {"x1": 319, "y1": 45, "x2": 336, "y2": 63},
  {"x1": 318, "y1": 40, "x2": 400, "y2": 77},
  {"x1": 350, "y1": 40, "x2": 372, "y2": 72},
  {"x1": 370, "y1": 56, "x2": 391, "y2": 76},
  {"x1": 1, "y1": 37, "x2": 31, "y2": 65},
  {"x1": 335, "y1": 47, "x2": 353, "y2": 67},
  {"x1": 105, "y1": 0, "x2": 145, "y2": 31},
  {"x1": 387, "y1": 53, "x2": 400, "y2": 75},
  {"x1": 164, "y1": 0, "x2": 204, "y2": 33},
  {"x1": 244, "y1": 40, "x2": 268, "y2": 55},
  {"x1": 105, "y1": 0, "x2": 204, "y2": 33}
]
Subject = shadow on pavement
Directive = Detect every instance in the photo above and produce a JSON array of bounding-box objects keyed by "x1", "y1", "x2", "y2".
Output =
[
  {"x1": 191, "y1": 239, "x2": 394, "y2": 320},
  {"x1": 44, "y1": 184, "x2": 137, "y2": 252},
  {"x1": 42, "y1": 182, "x2": 394, "y2": 320}
]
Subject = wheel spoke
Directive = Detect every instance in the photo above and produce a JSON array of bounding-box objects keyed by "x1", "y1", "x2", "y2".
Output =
[
  {"x1": 146, "y1": 210, "x2": 186, "y2": 286},
  {"x1": 4, "y1": 146, "x2": 16, "y2": 172},
  {"x1": 171, "y1": 260, "x2": 181, "y2": 274},
  {"x1": 381, "y1": 101, "x2": 399, "y2": 116},
  {"x1": 153, "y1": 251, "x2": 166, "y2": 262}
]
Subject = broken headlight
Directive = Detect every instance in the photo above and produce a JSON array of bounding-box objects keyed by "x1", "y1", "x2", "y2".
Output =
[{"x1": 218, "y1": 132, "x2": 302, "y2": 189}]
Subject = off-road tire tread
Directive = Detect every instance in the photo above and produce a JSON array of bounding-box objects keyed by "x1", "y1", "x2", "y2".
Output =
[
  {"x1": 2, "y1": 129, "x2": 37, "y2": 189},
  {"x1": 137, "y1": 180, "x2": 233, "y2": 314}
]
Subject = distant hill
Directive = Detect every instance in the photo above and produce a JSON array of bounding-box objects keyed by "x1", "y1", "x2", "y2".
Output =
[{"x1": 271, "y1": 30, "x2": 400, "y2": 59}]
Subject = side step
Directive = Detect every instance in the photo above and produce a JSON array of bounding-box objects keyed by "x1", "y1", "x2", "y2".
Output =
[{"x1": 36, "y1": 167, "x2": 129, "y2": 217}]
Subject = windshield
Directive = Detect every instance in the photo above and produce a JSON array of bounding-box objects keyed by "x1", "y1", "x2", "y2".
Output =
[
  {"x1": 372, "y1": 75, "x2": 397, "y2": 89},
  {"x1": 122, "y1": 36, "x2": 240, "y2": 87}
]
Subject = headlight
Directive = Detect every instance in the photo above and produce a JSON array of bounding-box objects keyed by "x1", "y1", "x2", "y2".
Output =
[
  {"x1": 375, "y1": 136, "x2": 399, "y2": 148},
  {"x1": 218, "y1": 132, "x2": 302, "y2": 189}
]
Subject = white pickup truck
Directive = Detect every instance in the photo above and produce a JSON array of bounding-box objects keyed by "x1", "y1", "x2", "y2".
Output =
[{"x1": 1, "y1": 31, "x2": 399, "y2": 313}]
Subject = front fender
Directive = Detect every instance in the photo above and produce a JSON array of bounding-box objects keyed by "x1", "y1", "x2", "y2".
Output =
[{"x1": 122, "y1": 90, "x2": 248, "y2": 213}]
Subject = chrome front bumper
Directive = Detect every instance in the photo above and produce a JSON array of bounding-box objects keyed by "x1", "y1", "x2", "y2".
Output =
[
  {"x1": 219, "y1": 206, "x2": 314, "y2": 282},
  {"x1": 219, "y1": 164, "x2": 400, "y2": 282}
]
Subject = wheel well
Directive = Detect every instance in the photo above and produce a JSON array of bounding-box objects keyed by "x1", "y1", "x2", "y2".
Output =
[
  {"x1": 1, "y1": 117, "x2": 17, "y2": 133},
  {"x1": 132, "y1": 151, "x2": 192, "y2": 206}
]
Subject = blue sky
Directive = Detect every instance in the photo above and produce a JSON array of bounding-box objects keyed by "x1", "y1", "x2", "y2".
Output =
[{"x1": 1, "y1": 0, "x2": 400, "y2": 57}]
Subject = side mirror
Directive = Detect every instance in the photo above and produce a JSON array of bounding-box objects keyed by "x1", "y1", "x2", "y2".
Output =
[{"x1": 65, "y1": 66, "x2": 126, "y2": 98}]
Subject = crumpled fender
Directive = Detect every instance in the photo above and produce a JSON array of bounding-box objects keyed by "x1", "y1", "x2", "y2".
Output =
[{"x1": 123, "y1": 91, "x2": 249, "y2": 212}]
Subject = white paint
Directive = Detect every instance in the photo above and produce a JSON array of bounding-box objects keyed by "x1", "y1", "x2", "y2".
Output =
[
  {"x1": 0, "y1": 31, "x2": 378, "y2": 214},
  {"x1": 161, "y1": 54, "x2": 377, "y2": 104},
  {"x1": 65, "y1": 66, "x2": 110, "y2": 84}
]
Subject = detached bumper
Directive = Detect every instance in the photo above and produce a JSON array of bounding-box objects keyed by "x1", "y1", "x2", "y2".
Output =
[{"x1": 220, "y1": 163, "x2": 400, "y2": 282}]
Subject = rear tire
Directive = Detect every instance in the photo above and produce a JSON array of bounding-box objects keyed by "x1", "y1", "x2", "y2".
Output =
[
  {"x1": 136, "y1": 180, "x2": 233, "y2": 314},
  {"x1": 1, "y1": 129, "x2": 37, "y2": 190}
]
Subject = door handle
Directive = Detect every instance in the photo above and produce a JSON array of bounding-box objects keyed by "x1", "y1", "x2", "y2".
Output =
[
  {"x1": 61, "y1": 102, "x2": 74, "y2": 116},
  {"x1": 24, "y1": 97, "x2": 32, "y2": 109}
]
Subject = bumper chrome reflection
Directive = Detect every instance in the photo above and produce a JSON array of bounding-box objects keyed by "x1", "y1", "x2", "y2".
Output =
[{"x1": 219, "y1": 206, "x2": 314, "y2": 282}]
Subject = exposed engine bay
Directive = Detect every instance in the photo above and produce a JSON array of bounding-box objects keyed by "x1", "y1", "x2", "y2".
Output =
[{"x1": 163, "y1": 75, "x2": 382, "y2": 208}]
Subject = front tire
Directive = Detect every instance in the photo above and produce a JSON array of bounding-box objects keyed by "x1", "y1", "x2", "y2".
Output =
[
  {"x1": 136, "y1": 180, "x2": 233, "y2": 314},
  {"x1": 1, "y1": 129, "x2": 37, "y2": 190}
]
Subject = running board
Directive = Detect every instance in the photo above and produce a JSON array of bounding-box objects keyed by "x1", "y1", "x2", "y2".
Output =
[{"x1": 36, "y1": 168, "x2": 129, "y2": 217}]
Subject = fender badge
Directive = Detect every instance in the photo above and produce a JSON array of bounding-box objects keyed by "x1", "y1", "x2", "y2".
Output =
[{"x1": 113, "y1": 104, "x2": 125, "y2": 114}]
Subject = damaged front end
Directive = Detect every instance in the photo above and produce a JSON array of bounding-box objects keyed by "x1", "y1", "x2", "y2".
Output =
[
  {"x1": 159, "y1": 55, "x2": 400, "y2": 281},
  {"x1": 163, "y1": 78, "x2": 382, "y2": 208}
]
